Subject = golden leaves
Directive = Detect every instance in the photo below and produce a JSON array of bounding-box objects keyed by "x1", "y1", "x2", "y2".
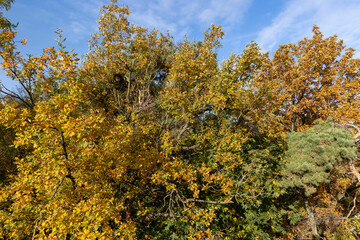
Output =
[
  {"x1": 20, "y1": 38, "x2": 27, "y2": 45},
  {"x1": 0, "y1": 1, "x2": 359, "y2": 238},
  {"x1": 258, "y1": 25, "x2": 360, "y2": 131}
]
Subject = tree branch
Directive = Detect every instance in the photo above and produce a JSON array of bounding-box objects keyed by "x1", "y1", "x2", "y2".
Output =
[
  {"x1": 349, "y1": 158, "x2": 360, "y2": 183},
  {"x1": 135, "y1": 103, "x2": 155, "y2": 114},
  {"x1": 179, "y1": 144, "x2": 198, "y2": 150},
  {"x1": 342, "y1": 123, "x2": 360, "y2": 140},
  {"x1": 346, "y1": 192, "x2": 357, "y2": 220},
  {"x1": 145, "y1": 212, "x2": 182, "y2": 221},
  {"x1": 50, "y1": 175, "x2": 66, "y2": 200},
  {"x1": 0, "y1": 86, "x2": 32, "y2": 109},
  {"x1": 186, "y1": 198, "x2": 234, "y2": 205},
  {"x1": 8, "y1": 67, "x2": 35, "y2": 107},
  {"x1": 176, "y1": 120, "x2": 189, "y2": 140},
  {"x1": 60, "y1": 130, "x2": 77, "y2": 190},
  {"x1": 32, "y1": 211, "x2": 43, "y2": 238}
]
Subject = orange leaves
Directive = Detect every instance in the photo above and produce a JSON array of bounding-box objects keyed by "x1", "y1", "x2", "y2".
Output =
[
  {"x1": 258, "y1": 25, "x2": 360, "y2": 131},
  {"x1": 204, "y1": 24, "x2": 224, "y2": 49},
  {"x1": 1, "y1": 0, "x2": 359, "y2": 238},
  {"x1": 20, "y1": 38, "x2": 27, "y2": 45}
]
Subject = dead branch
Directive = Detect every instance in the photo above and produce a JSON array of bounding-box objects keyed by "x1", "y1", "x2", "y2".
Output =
[
  {"x1": 186, "y1": 198, "x2": 234, "y2": 205},
  {"x1": 342, "y1": 123, "x2": 360, "y2": 140},
  {"x1": 346, "y1": 192, "x2": 358, "y2": 220},
  {"x1": 349, "y1": 158, "x2": 360, "y2": 183}
]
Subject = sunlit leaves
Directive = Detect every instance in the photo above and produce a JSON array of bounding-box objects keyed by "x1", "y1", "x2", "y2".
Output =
[
  {"x1": 259, "y1": 25, "x2": 360, "y2": 132},
  {"x1": 0, "y1": 1, "x2": 359, "y2": 239}
]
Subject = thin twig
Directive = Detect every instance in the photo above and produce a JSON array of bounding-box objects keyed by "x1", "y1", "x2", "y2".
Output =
[
  {"x1": 176, "y1": 120, "x2": 189, "y2": 140},
  {"x1": 179, "y1": 144, "x2": 198, "y2": 150},
  {"x1": 342, "y1": 123, "x2": 360, "y2": 139},
  {"x1": 50, "y1": 175, "x2": 66, "y2": 200},
  {"x1": 32, "y1": 212, "x2": 43, "y2": 238},
  {"x1": 0, "y1": 87, "x2": 32, "y2": 109},
  {"x1": 346, "y1": 192, "x2": 358, "y2": 220},
  {"x1": 186, "y1": 197, "x2": 234, "y2": 205}
]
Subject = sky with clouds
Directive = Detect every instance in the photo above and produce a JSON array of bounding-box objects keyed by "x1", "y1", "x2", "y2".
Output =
[{"x1": 3, "y1": 0, "x2": 360, "y2": 88}]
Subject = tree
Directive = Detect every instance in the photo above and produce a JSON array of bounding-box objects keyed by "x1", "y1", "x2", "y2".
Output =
[
  {"x1": 257, "y1": 25, "x2": 360, "y2": 132},
  {"x1": 0, "y1": 0, "x2": 15, "y2": 30},
  {"x1": 254, "y1": 25, "x2": 360, "y2": 239},
  {"x1": 82, "y1": 1, "x2": 173, "y2": 118},
  {"x1": 282, "y1": 120, "x2": 357, "y2": 238},
  {"x1": 0, "y1": 1, "x2": 360, "y2": 239}
]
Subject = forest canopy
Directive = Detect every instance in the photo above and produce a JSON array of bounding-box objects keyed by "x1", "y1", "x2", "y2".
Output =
[{"x1": 0, "y1": 0, "x2": 359, "y2": 239}]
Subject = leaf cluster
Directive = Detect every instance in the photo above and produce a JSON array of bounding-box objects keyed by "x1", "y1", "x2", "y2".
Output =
[{"x1": 0, "y1": 1, "x2": 359, "y2": 239}]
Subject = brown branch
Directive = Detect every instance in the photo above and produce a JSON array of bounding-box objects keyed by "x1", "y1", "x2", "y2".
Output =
[
  {"x1": 50, "y1": 175, "x2": 66, "y2": 200},
  {"x1": 346, "y1": 192, "x2": 357, "y2": 220},
  {"x1": 60, "y1": 131, "x2": 69, "y2": 160},
  {"x1": 135, "y1": 103, "x2": 155, "y2": 114},
  {"x1": 66, "y1": 173, "x2": 77, "y2": 190},
  {"x1": 0, "y1": 87, "x2": 33, "y2": 109},
  {"x1": 9, "y1": 67, "x2": 35, "y2": 107},
  {"x1": 176, "y1": 120, "x2": 189, "y2": 140},
  {"x1": 145, "y1": 212, "x2": 182, "y2": 221},
  {"x1": 342, "y1": 123, "x2": 360, "y2": 140},
  {"x1": 179, "y1": 144, "x2": 198, "y2": 150},
  {"x1": 60, "y1": 130, "x2": 77, "y2": 190},
  {"x1": 186, "y1": 198, "x2": 234, "y2": 205},
  {"x1": 349, "y1": 158, "x2": 360, "y2": 183},
  {"x1": 32, "y1": 211, "x2": 43, "y2": 238},
  {"x1": 33, "y1": 158, "x2": 53, "y2": 171}
]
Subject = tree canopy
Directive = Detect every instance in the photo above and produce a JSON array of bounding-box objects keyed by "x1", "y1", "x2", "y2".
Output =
[{"x1": 0, "y1": 0, "x2": 359, "y2": 239}]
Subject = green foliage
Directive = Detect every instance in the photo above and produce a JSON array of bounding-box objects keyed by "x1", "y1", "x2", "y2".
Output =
[
  {"x1": 283, "y1": 119, "x2": 356, "y2": 196},
  {"x1": 0, "y1": 0, "x2": 15, "y2": 29},
  {"x1": 328, "y1": 217, "x2": 360, "y2": 240},
  {"x1": 0, "y1": 124, "x2": 16, "y2": 184}
]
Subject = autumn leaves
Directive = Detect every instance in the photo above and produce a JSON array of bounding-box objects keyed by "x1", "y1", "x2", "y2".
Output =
[{"x1": 0, "y1": 0, "x2": 359, "y2": 239}]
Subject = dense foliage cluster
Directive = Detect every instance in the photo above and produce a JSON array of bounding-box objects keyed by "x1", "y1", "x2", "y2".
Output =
[{"x1": 0, "y1": 1, "x2": 359, "y2": 239}]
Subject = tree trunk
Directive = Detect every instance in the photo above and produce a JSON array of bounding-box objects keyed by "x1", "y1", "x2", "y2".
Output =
[{"x1": 305, "y1": 200, "x2": 321, "y2": 239}]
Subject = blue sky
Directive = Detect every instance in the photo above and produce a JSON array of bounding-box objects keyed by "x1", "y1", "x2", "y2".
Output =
[{"x1": 3, "y1": 0, "x2": 360, "y2": 89}]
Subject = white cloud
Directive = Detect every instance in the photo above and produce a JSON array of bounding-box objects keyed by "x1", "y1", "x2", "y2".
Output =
[
  {"x1": 131, "y1": 10, "x2": 178, "y2": 33},
  {"x1": 69, "y1": 21, "x2": 87, "y2": 37},
  {"x1": 31, "y1": 0, "x2": 253, "y2": 45},
  {"x1": 198, "y1": 0, "x2": 251, "y2": 24},
  {"x1": 61, "y1": 0, "x2": 108, "y2": 43},
  {"x1": 256, "y1": 0, "x2": 360, "y2": 56},
  {"x1": 122, "y1": 0, "x2": 252, "y2": 40}
]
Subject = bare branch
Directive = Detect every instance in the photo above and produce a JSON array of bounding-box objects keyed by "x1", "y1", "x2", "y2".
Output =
[
  {"x1": 32, "y1": 212, "x2": 43, "y2": 238},
  {"x1": 8, "y1": 67, "x2": 35, "y2": 107},
  {"x1": 346, "y1": 192, "x2": 358, "y2": 220},
  {"x1": 186, "y1": 198, "x2": 234, "y2": 205},
  {"x1": 176, "y1": 120, "x2": 189, "y2": 140},
  {"x1": 135, "y1": 103, "x2": 155, "y2": 114},
  {"x1": 342, "y1": 123, "x2": 360, "y2": 140},
  {"x1": 0, "y1": 86, "x2": 32, "y2": 109},
  {"x1": 59, "y1": 130, "x2": 77, "y2": 190},
  {"x1": 50, "y1": 175, "x2": 66, "y2": 200},
  {"x1": 60, "y1": 131, "x2": 69, "y2": 161},
  {"x1": 349, "y1": 158, "x2": 360, "y2": 183},
  {"x1": 145, "y1": 212, "x2": 182, "y2": 221},
  {"x1": 179, "y1": 144, "x2": 198, "y2": 150}
]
